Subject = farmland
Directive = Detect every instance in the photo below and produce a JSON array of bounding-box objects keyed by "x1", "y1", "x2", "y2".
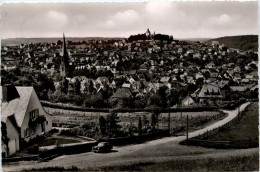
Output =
[{"x1": 45, "y1": 106, "x2": 225, "y2": 135}]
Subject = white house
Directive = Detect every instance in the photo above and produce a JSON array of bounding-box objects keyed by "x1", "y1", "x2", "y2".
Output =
[
  {"x1": 1, "y1": 85, "x2": 52, "y2": 157},
  {"x1": 182, "y1": 95, "x2": 196, "y2": 106}
]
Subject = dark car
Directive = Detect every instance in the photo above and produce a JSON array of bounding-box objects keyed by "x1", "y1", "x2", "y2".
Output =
[{"x1": 92, "y1": 142, "x2": 113, "y2": 153}]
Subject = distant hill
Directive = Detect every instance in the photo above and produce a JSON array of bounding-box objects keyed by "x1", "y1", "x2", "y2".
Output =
[
  {"x1": 179, "y1": 38, "x2": 211, "y2": 43},
  {"x1": 1, "y1": 37, "x2": 125, "y2": 46},
  {"x1": 204, "y1": 35, "x2": 258, "y2": 51}
]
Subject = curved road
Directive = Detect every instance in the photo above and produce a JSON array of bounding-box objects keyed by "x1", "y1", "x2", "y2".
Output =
[{"x1": 3, "y1": 102, "x2": 256, "y2": 171}]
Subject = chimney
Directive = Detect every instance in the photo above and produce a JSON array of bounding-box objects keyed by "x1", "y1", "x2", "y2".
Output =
[{"x1": 2, "y1": 84, "x2": 20, "y2": 102}]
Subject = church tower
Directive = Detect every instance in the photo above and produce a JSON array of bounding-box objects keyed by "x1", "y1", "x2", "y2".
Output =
[
  {"x1": 60, "y1": 33, "x2": 69, "y2": 77},
  {"x1": 145, "y1": 28, "x2": 151, "y2": 39}
]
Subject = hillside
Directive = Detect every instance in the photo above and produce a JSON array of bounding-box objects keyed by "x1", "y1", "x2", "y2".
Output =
[
  {"x1": 1, "y1": 37, "x2": 125, "y2": 46},
  {"x1": 204, "y1": 35, "x2": 258, "y2": 51},
  {"x1": 179, "y1": 38, "x2": 211, "y2": 43}
]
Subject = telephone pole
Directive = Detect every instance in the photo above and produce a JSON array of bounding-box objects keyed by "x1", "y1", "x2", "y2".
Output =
[
  {"x1": 168, "y1": 100, "x2": 171, "y2": 134},
  {"x1": 186, "y1": 115, "x2": 189, "y2": 141},
  {"x1": 167, "y1": 92, "x2": 171, "y2": 134},
  {"x1": 238, "y1": 105, "x2": 240, "y2": 120},
  {"x1": 179, "y1": 95, "x2": 183, "y2": 118}
]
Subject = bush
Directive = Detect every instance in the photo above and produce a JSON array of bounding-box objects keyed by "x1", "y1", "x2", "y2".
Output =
[
  {"x1": 27, "y1": 144, "x2": 39, "y2": 154},
  {"x1": 59, "y1": 130, "x2": 76, "y2": 136}
]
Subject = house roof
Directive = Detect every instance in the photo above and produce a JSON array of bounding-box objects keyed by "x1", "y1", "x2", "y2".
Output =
[
  {"x1": 250, "y1": 85, "x2": 258, "y2": 91},
  {"x1": 129, "y1": 70, "x2": 137, "y2": 75},
  {"x1": 230, "y1": 86, "x2": 247, "y2": 92},
  {"x1": 198, "y1": 84, "x2": 222, "y2": 98},
  {"x1": 2, "y1": 87, "x2": 33, "y2": 127},
  {"x1": 160, "y1": 76, "x2": 170, "y2": 83},
  {"x1": 111, "y1": 88, "x2": 133, "y2": 99}
]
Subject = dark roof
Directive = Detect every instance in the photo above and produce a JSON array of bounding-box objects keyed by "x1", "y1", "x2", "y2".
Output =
[
  {"x1": 230, "y1": 86, "x2": 247, "y2": 92},
  {"x1": 198, "y1": 84, "x2": 222, "y2": 98},
  {"x1": 111, "y1": 88, "x2": 133, "y2": 99},
  {"x1": 2, "y1": 84, "x2": 20, "y2": 102}
]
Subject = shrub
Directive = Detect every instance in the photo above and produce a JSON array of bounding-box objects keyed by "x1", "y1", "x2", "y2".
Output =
[
  {"x1": 59, "y1": 130, "x2": 76, "y2": 136},
  {"x1": 27, "y1": 144, "x2": 39, "y2": 154}
]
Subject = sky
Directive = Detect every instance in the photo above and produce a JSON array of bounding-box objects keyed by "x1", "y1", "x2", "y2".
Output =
[{"x1": 1, "y1": 1, "x2": 258, "y2": 39}]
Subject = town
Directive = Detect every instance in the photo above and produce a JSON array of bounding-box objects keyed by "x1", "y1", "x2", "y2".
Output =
[{"x1": 1, "y1": 29, "x2": 259, "y2": 171}]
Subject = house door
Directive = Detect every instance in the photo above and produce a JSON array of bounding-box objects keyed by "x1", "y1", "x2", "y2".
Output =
[{"x1": 41, "y1": 122, "x2": 45, "y2": 133}]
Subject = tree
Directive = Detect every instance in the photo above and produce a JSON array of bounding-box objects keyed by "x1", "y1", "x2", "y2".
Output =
[
  {"x1": 49, "y1": 90, "x2": 68, "y2": 103},
  {"x1": 106, "y1": 112, "x2": 121, "y2": 137},
  {"x1": 57, "y1": 40, "x2": 62, "y2": 45},
  {"x1": 83, "y1": 93, "x2": 104, "y2": 108},
  {"x1": 60, "y1": 78, "x2": 68, "y2": 93},
  {"x1": 142, "y1": 115, "x2": 149, "y2": 130},
  {"x1": 99, "y1": 116, "x2": 107, "y2": 136},
  {"x1": 73, "y1": 78, "x2": 81, "y2": 94},
  {"x1": 151, "y1": 109, "x2": 160, "y2": 132},
  {"x1": 86, "y1": 80, "x2": 94, "y2": 93},
  {"x1": 138, "y1": 116, "x2": 142, "y2": 135}
]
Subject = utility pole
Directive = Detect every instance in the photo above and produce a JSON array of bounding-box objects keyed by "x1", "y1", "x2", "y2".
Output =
[
  {"x1": 238, "y1": 105, "x2": 240, "y2": 120},
  {"x1": 168, "y1": 100, "x2": 171, "y2": 134},
  {"x1": 186, "y1": 115, "x2": 189, "y2": 141},
  {"x1": 180, "y1": 95, "x2": 183, "y2": 118}
]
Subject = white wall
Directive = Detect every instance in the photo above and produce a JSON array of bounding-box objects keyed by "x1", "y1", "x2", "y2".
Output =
[{"x1": 2, "y1": 118, "x2": 20, "y2": 156}]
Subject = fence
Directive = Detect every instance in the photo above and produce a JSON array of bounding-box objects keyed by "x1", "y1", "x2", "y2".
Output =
[
  {"x1": 180, "y1": 104, "x2": 258, "y2": 149},
  {"x1": 185, "y1": 138, "x2": 258, "y2": 149}
]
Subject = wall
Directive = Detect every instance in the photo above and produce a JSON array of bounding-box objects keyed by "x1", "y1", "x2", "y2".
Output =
[
  {"x1": 39, "y1": 141, "x2": 98, "y2": 158},
  {"x1": 3, "y1": 118, "x2": 20, "y2": 156}
]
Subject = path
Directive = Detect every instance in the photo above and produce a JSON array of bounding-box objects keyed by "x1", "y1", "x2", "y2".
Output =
[{"x1": 3, "y1": 102, "x2": 255, "y2": 171}]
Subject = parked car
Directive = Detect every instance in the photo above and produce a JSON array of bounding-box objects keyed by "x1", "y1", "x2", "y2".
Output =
[{"x1": 92, "y1": 142, "x2": 113, "y2": 153}]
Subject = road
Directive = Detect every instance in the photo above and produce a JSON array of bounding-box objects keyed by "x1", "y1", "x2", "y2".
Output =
[{"x1": 3, "y1": 102, "x2": 257, "y2": 171}]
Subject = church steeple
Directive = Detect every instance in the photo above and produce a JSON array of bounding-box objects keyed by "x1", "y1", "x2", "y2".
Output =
[
  {"x1": 60, "y1": 33, "x2": 69, "y2": 77},
  {"x1": 62, "y1": 33, "x2": 68, "y2": 60}
]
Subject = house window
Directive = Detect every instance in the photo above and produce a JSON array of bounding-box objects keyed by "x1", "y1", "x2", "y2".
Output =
[{"x1": 29, "y1": 109, "x2": 39, "y2": 121}]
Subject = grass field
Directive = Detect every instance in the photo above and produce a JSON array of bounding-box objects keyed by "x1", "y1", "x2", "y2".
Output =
[
  {"x1": 97, "y1": 153, "x2": 259, "y2": 171},
  {"x1": 26, "y1": 152, "x2": 259, "y2": 171},
  {"x1": 206, "y1": 102, "x2": 258, "y2": 142}
]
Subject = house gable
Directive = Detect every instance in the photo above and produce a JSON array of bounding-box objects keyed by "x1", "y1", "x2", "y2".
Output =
[
  {"x1": 2, "y1": 87, "x2": 33, "y2": 128},
  {"x1": 21, "y1": 88, "x2": 52, "y2": 139}
]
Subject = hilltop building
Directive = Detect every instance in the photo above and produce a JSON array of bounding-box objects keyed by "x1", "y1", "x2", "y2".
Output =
[{"x1": 145, "y1": 28, "x2": 155, "y2": 40}]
